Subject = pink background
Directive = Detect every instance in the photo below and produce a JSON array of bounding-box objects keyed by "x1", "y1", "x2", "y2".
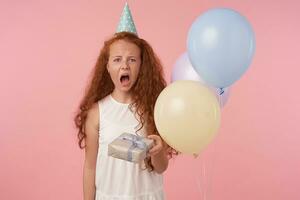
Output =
[{"x1": 1, "y1": 0, "x2": 299, "y2": 199}]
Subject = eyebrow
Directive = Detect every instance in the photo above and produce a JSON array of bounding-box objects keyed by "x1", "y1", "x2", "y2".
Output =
[{"x1": 111, "y1": 55, "x2": 138, "y2": 58}]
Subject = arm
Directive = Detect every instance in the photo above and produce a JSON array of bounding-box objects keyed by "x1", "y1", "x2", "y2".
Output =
[
  {"x1": 83, "y1": 103, "x2": 99, "y2": 200},
  {"x1": 147, "y1": 135, "x2": 169, "y2": 174}
]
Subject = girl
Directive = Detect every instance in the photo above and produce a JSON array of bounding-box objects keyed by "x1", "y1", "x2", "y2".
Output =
[{"x1": 74, "y1": 32, "x2": 176, "y2": 200}]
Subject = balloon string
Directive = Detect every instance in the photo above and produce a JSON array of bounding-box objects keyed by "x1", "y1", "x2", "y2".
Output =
[
  {"x1": 195, "y1": 142, "x2": 217, "y2": 200},
  {"x1": 195, "y1": 158, "x2": 204, "y2": 199},
  {"x1": 195, "y1": 88, "x2": 221, "y2": 199},
  {"x1": 204, "y1": 163, "x2": 207, "y2": 200}
]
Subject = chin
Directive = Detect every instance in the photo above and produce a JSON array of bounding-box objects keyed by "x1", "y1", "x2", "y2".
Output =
[{"x1": 118, "y1": 86, "x2": 133, "y2": 93}]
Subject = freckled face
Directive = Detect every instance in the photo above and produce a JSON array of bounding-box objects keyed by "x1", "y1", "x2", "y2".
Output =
[{"x1": 107, "y1": 40, "x2": 141, "y2": 93}]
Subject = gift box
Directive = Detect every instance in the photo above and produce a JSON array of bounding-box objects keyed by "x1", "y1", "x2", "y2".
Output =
[{"x1": 108, "y1": 132, "x2": 154, "y2": 163}]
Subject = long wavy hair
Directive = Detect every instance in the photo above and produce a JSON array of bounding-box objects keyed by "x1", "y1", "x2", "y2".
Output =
[{"x1": 73, "y1": 32, "x2": 178, "y2": 171}]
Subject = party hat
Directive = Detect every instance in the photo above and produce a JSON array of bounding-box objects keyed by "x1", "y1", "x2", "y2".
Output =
[{"x1": 116, "y1": 2, "x2": 138, "y2": 35}]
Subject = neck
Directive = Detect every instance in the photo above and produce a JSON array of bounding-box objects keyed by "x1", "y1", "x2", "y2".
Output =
[{"x1": 111, "y1": 89, "x2": 133, "y2": 104}]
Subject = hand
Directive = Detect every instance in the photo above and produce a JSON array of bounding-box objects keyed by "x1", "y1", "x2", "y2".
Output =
[{"x1": 147, "y1": 135, "x2": 164, "y2": 157}]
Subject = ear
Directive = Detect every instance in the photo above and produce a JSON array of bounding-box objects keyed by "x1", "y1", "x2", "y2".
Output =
[{"x1": 106, "y1": 63, "x2": 110, "y2": 73}]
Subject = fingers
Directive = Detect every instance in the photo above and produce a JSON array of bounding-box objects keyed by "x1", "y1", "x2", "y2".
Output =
[
  {"x1": 148, "y1": 144, "x2": 162, "y2": 154},
  {"x1": 147, "y1": 134, "x2": 160, "y2": 141},
  {"x1": 147, "y1": 135, "x2": 163, "y2": 156}
]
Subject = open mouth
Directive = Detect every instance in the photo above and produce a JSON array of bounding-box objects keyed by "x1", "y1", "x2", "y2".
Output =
[{"x1": 120, "y1": 74, "x2": 130, "y2": 86}]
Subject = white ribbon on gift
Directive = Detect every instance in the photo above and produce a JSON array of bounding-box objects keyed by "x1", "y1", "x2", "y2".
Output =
[{"x1": 121, "y1": 134, "x2": 147, "y2": 161}]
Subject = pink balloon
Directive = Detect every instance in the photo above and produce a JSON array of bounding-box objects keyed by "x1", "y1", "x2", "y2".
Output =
[{"x1": 171, "y1": 52, "x2": 231, "y2": 107}]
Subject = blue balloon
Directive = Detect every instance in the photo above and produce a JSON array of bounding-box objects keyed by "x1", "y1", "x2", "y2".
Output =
[{"x1": 187, "y1": 8, "x2": 255, "y2": 88}]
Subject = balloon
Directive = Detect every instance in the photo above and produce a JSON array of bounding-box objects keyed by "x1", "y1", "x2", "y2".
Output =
[
  {"x1": 171, "y1": 52, "x2": 204, "y2": 82},
  {"x1": 187, "y1": 8, "x2": 256, "y2": 88},
  {"x1": 171, "y1": 52, "x2": 231, "y2": 107},
  {"x1": 154, "y1": 80, "x2": 221, "y2": 155}
]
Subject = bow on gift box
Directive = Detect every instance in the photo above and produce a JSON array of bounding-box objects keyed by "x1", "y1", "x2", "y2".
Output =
[{"x1": 121, "y1": 134, "x2": 147, "y2": 161}]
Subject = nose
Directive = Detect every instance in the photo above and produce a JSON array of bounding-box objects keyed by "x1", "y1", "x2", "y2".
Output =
[{"x1": 120, "y1": 60, "x2": 129, "y2": 69}]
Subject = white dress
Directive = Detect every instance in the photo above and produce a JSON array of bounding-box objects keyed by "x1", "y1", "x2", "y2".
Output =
[{"x1": 95, "y1": 94, "x2": 165, "y2": 200}]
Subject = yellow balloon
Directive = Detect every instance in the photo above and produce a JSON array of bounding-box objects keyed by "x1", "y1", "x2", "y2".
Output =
[{"x1": 154, "y1": 80, "x2": 221, "y2": 155}]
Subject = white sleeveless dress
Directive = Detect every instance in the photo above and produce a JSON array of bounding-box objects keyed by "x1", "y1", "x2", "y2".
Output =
[{"x1": 95, "y1": 94, "x2": 165, "y2": 200}]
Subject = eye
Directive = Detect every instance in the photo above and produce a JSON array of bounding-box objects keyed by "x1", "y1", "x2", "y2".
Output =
[
  {"x1": 129, "y1": 58, "x2": 136, "y2": 62},
  {"x1": 113, "y1": 58, "x2": 121, "y2": 62}
]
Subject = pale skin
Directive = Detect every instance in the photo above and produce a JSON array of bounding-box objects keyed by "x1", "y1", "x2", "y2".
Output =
[{"x1": 83, "y1": 39, "x2": 169, "y2": 200}]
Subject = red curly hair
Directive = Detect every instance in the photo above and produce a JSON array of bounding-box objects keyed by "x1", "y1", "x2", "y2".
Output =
[{"x1": 73, "y1": 32, "x2": 178, "y2": 171}]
